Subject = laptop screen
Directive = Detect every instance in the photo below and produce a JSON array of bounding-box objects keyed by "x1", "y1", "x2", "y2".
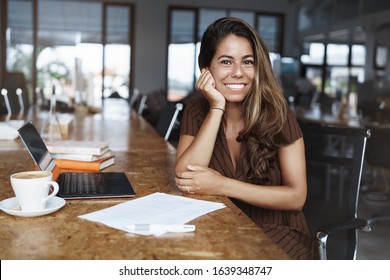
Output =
[{"x1": 18, "y1": 121, "x2": 56, "y2": 173}]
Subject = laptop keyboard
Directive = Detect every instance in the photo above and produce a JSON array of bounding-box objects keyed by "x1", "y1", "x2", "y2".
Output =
[{"x1": 59, "y1": 172, "x2": 105, "y2": 196}]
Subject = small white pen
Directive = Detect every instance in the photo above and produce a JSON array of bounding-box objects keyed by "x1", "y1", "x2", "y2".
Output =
[{"x1": 125, "y1": 224, "x2": 196, "y2": 232}]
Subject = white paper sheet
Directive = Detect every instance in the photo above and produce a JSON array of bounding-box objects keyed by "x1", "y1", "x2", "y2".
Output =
[
  {"x1": 0, "y1": 120, "x2": 24, "y2": 140},
  {"x1": 79, "y1": 192, "x2": 226, "y2": 236}
]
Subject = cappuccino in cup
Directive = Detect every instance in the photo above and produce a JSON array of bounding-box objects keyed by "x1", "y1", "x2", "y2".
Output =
[
  {"x1": 12, "y1": 172, "x2": 50, "y2": 179},
  {"x1": 10, "y1": 171, "x2": 59, "y2": 212}
]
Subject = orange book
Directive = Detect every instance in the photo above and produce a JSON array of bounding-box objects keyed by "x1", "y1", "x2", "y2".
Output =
[{"x1": 53, "y1": 156, "x2": 115, "y2": 171}]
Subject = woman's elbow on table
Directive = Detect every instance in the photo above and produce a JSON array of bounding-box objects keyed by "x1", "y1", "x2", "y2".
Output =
[
  {"x1": 173, "y1": 161, "x2": 189, "y2": 178},
  {"x1": 289, "y1": 187, "x2": 307, "y2": 211}
]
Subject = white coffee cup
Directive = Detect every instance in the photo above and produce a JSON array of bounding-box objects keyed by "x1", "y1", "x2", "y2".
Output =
[{"x1": 10, "y1": 171, "x2": 59, "y2": 212}]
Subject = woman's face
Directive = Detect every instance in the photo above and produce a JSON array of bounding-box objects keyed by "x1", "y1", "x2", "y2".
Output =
[{"x1": 208, "y1": 34, "x2": 255, "y2": 103}]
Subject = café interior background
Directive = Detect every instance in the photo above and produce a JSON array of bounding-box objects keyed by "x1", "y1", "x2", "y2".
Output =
[{"x1": 2, "y1": 0, "x2": 390, "y2": 107}]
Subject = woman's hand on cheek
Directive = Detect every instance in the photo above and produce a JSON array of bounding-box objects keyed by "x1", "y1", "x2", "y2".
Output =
[{"x1": 196, "y1": 69, "x2": 226, "y2": 109}]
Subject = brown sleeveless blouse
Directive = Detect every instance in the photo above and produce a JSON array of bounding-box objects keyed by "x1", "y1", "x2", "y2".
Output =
[{"x1": 180, "y1": 98, "x2": 316, "y2": 259}]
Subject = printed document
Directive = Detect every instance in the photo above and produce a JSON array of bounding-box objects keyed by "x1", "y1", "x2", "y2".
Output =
[{"x1": 79, "y1": 192, "x2": 226, "y2": 236}]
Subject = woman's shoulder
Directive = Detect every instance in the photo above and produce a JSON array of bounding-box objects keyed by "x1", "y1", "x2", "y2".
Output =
[
  {"x1": 180, "y1": 96, "x2": 209, "y2": 135},
  {"x1": 281, "y1": 106, "x2": 303, "y2": 142},
  {"x1": 185, "y1": 96, "x2": 209, "y2": 118}
]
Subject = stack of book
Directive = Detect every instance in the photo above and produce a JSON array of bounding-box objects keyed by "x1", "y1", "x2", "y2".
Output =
[{"x1": 46, "y1": 140, "x2": 114, "y2": 171}]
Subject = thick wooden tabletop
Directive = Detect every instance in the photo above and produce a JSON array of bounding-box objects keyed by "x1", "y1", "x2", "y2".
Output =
[{"x1": 0, "y1": 100, "x2": 288, "y2": 260}]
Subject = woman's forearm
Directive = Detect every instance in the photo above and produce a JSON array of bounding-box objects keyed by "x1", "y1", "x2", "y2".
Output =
[
  {"x1": 174, "y1": 109, "x2": 224, "y2": 174},
  {"x1": 222, "y1": 177, "x2": 306, "y2": 211}
]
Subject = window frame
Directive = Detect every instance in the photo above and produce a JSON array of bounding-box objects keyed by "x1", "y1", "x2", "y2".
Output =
[{"x1": 301, "y1": 42, "x2": 366, "y2": 96}]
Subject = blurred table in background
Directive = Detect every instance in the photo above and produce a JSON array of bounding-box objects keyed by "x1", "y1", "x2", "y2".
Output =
[{"x1": 294, "y1": 105, "x2": 362, "y2": 128}]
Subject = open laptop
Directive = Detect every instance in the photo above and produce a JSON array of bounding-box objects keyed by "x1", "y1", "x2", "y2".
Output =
[{"x1": 17, "y1": 121, "x2": 136, "y2": 199}]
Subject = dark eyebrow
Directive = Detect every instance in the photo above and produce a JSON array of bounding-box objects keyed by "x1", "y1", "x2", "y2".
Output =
[
  {"x1": 217, "y1": 55, "x2": 233, "y2": 60},
  {"x1": 217, "y1": 54, "x2": 254, "y2": 60},
  {"x1": 243, "y1": 54, "x2": 255, "y2": 59}
]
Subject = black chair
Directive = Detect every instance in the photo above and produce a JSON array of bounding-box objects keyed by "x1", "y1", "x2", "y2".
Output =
[
  {"x1": 131, "y1": 90, "x2": 147, "y2": 116},
  {"x1": 359, "y1": 101, "x2": 390, "y2": 125},
  {"x1": 141, "y1": 88, "x2": 168, "y2": 126},
  {"x1": 154, "y1": 102, "x2": 183, "y2": 141},
  {"x1": 300, "y1": 122, "x2": 371, "y2": 259},
  {"x1": 363, "y1": 124, "x2": 390, "y2": 226},
  {"x1": 129, "y1": 88, "x2": 140, "y2": 108}
]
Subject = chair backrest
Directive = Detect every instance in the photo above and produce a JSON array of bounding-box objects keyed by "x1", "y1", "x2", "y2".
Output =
[
  {"x1": 141, "y1": 89, "x2": 167, "y2": 126},
  {"x1": 300, "y1": 122, "x2": 370, "y2": 259},
  {"x1": 155, "y1": 102, "x2": 183, "y2": 140},
  {"x1": 131, "y1": 90, "x2": 147, "y2": 116},
  {"x1": 2, "y1": 72, "x2": 30, "y2": 113},
  {"x1": 364, "y1": 124, "x2": 390, "y2": 169},
  {"x1": 1, "y1": 90, "x2": 9, "y2": 115},
  {"x1": 360, "y1": 101, "x2": 390, "y2": 124},
  {"x1": 129, "y1": 88, "x2": 140, "y2": 108}
]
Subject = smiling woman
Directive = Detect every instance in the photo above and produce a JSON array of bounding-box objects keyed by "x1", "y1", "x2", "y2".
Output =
[{"x1": 174, "y1": 17, "x2": 316, "y2": 260}]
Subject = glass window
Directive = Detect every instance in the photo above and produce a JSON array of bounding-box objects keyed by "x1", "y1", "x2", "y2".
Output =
[
  {"x1": 38, "y1": 1, "x2": 102, "y2": 45},
  {"x1": 257, "y1": 15, "x2": 282, "y2": 53},
  {"x1": 301, "y1": 43, "x2": 325, "y2": 65},
  {"x1": 324, "y1": 66, "x2": 349, "y2": 98},
  {"x1": 297, "y1": 5, "x2": 312, "y2": 32},
  {"x1": 326, "y1": 44, "x2": 349, "y2": 65},
  {"x1": 376, "y1": 46, "x2": 387, "y2": 68},
  {"x1": 168, "y1": 10, "x2": 196, "y2": 101},
  {"x1": 195, "y1": 42, "x2": 202, "y2": 80},
  {"x1": 170, "y1": 9, "x2": 196, "y2": 44},
  {"x1": 37, "y1": 0, "x2": 103, "y2": 105},
  {"x1": 279, "y1": 57, "x2": 299, "y2": 98},
  {"x1": 350, "y1": 67, "x2": 365, "y2": 83},
  {"x1": 198, "y1": 9, "x2": 226, "y2": 41},
  {"x1": 7, "y1": 0, "x2": 33, "y2": 96},
  {"x1": 351, "y1": 45, "x2": 365, "y2": 65},
  {"x1": 306, "y1": 67, "x2": 323, "y2": 93},
  {"x1": 229, "y1": 11, "x2": 255, "y2": 27},
  {"x1": 104, "y1": 5, "x2": 131, "y2": 100}
]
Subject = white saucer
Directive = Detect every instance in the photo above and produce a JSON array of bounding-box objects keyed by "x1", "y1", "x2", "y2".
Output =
[{"x1": 0, "y1": 196, "x2": 66, "y2": 217}]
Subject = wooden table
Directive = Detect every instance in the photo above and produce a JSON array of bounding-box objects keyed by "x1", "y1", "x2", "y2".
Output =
[{"x1": 0, "y1": 100, "x2": 288, "y2": 260}]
